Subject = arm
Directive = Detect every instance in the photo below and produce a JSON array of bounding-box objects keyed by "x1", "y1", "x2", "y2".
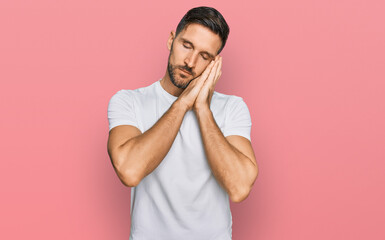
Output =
[
  {"x1": 193, "y1": 56, "x2": 258, "y2": 202},
  {"x1": 107, "y1": 61, "x2": 217, "y2": 187},
  {"x1": 195, "y1": 107, "x2": 258, "y2": 203},
  {"x1": 108, "y1": 100, "x2": 187, "y2": 187}
]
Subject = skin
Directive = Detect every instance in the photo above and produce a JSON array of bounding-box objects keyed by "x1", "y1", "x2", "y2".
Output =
[{"x1": 107, "y1": 23, "x2": 258, "y2": 203}]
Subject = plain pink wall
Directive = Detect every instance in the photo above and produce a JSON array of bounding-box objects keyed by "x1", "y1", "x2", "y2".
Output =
[{"x1": 1, "y1": 0, "x2": 384, "y2": 239}]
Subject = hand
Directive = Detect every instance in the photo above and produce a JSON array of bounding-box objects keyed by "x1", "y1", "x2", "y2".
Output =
[
  {"x1": 193, "y1": 55, "x2": 222, "y2": 112},
  {"x1": 175, "y1": 60, "x2": 217, "y2": 111}
]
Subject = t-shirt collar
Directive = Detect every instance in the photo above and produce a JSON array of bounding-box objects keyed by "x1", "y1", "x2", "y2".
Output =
[{"x1": 156, "y1": 79, "x2": 178, "y2": 103}]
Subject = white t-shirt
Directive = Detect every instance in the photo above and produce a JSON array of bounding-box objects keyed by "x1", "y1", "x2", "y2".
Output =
[{"x1": 107, "y1": 79, "x2": 252, "y2": 240}]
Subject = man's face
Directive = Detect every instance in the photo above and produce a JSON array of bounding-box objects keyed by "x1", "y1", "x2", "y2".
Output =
[{"x1": 167, "y1": 23, "x2": 222, "y2": 89}]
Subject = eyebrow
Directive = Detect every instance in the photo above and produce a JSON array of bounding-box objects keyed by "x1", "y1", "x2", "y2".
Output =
[{"x1": 180, "y1": 37, "x2": 216, "y2": 60}]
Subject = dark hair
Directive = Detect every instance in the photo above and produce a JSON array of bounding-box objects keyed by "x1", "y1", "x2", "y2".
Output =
[{"x1": 175, "y1": 6, "x2": 230, "y2": 54}]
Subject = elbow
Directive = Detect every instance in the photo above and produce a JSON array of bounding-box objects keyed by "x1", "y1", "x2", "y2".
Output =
[
  {"x1": 121, "y1": 177, "x2": 140, "y2": 188},
  {"x1": 109, "y1": 143, "x2": 142, "y2": 187},
  {"x1": 230, "y1": 165, "x2": 258, "y2": 203},
  {"x1": 118, "y1": 167, "x2": 141, "y2": 187},
  {"x1": 114, "y1": 153, "x2": 142, "y2": 187},
  {"x1": 229, "y1": 187, "x2": 251, "y2": 203},
  {"x1": 255, "y1": 163, "x2": 259, "y2": 180}
]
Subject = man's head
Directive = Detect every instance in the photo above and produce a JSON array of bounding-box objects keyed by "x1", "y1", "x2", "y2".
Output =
[{"x1": 166, "y1": 6, "x2": 229, "y2": 89}]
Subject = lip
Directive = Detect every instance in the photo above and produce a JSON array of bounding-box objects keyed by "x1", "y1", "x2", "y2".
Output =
[{"x1": 179, "y1": 68, "x2": 191, "y2": 75}]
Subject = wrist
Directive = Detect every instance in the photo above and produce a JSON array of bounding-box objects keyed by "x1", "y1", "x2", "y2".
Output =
[
  {"x1": 172, "y1": 99, "x2": 189, "y2": 113},
  {"x1": 194, "y1": 104, "x2": 211, "y2": 118}
]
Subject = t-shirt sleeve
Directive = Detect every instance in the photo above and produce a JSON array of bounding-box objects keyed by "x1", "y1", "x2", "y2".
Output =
[
  {"x1": 222, "y1": 96, "x2": 252, "y2": 141},
  {"x1": 107, "y1": 90, "x2": 140, "y2": 132}
]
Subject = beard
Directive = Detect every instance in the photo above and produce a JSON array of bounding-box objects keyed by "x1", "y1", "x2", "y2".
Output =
[{"x1": 167, "y1": 44, "x2": 196, "y2": 89}]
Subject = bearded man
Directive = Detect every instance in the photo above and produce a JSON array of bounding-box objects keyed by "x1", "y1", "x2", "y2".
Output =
[{"x1": 107, "y1": 6, "x2": 258, "y2": 240}]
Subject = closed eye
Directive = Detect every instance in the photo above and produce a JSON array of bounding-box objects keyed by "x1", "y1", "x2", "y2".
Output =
[{"x1": 201, "y1": 54, "x2": 209, "y2": 60}]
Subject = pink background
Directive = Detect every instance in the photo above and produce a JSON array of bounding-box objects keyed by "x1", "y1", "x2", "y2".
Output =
[{"x1": 1, "y1": 0, "x2": 384, "y2": 239}]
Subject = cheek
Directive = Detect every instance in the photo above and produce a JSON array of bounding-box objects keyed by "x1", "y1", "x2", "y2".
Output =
[
  {"x1": 169, "y1": 50, "x2": 179, "y2": 66},
  {"x1": 196, "y1": 62, "x2": 210, "y2": 75},
  {"x1": 173, "y1": 44, "x2": 189, "y2": 58}
]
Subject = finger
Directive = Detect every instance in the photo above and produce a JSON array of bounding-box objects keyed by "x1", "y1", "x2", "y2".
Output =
[
  {"x1": 214, "y1": 57, "x2": 222, "y2": 77},
  {"x1": 214, "y1": 70, "x2": 221, "y2": 86},
  {"x1": 195, "y1": 60, "x2": 216, "y2": 86},
  {"x1": 189, "y1": 60, "x2": 216, "y2": 92},
  {"x1": 213, "y1": 57, "x2": 222, "y2": 85},
  {"x1": 200, "y1": 60, "x2": 220, "y2": 93},
  {"x1": 207, "y1": 59, "x2": 220, "y2": 84},
  {"x1": 201, "y1": 60, "x2": 216, "y2": 79},
  {"x1": 188, "y1": 60, "x2": 214, "y2": 84}
]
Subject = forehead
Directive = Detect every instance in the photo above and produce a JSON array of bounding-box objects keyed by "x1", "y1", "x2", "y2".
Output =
[{"x1": 177, "y1": 23, "x2": 222, "y2": 54}]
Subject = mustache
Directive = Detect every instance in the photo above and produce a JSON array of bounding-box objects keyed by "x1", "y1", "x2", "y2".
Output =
[{"x1": 179, "y1": 65, "x2": 193, "y2": 75}]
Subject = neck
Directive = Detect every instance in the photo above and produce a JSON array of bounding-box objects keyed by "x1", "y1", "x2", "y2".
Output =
[{"x1": 160, "y1": 71, "x2": 184, "y2": 97}]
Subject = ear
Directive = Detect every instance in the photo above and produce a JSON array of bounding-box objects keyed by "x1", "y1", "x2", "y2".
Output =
[{"x1": 167, "y1": 31, "x2": 176, "y2": 51}]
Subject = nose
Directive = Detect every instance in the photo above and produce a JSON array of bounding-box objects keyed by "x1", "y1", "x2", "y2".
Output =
[{"x1": 184, "y1": 51, "x2": 199, "y2": 69}]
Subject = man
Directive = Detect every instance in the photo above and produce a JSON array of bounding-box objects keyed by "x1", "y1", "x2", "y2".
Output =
[{"x1": 107, "y1": 6, "x2": 258, "y2": 240}]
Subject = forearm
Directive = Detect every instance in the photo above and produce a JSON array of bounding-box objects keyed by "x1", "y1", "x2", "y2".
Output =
[
  {"x1": 195, "y1": 107, "x2": 256, "y2": 202},
  {"x1": 117, "y1": 100, "x2": 187, "y2": 186}
]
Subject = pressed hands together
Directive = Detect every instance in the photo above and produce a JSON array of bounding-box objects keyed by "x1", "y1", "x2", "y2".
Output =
[{"x1": 177, "y1": 55, "x2": 222, "y2": 113}]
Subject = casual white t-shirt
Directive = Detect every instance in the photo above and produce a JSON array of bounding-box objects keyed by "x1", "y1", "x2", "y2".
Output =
[{"x1": 107, "y1": 79, "x2": 252, "y2": 240}]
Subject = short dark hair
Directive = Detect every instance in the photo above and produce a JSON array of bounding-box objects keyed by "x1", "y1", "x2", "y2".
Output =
[{"x1": 175, "y1": 6, "x2": 230, "y2": 54}]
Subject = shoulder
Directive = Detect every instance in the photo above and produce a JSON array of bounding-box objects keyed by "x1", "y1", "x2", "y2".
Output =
[
  {"x1": 109, "y1": 81, "x2": 158, "y2": 101},
  {"x1": 212, "y1": 91, "x2": 247, "y2": 108},
  {"x1": 212, "y1": 91, "x2": 251, "y2": 122},
  {"x1": 213, "y1": 91, "x2": 252, "y2": 141}
]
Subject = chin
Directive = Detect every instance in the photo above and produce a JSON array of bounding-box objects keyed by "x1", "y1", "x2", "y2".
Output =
[{"x1": 171, "y1": 75, "x2": 193, "y2": 89}]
